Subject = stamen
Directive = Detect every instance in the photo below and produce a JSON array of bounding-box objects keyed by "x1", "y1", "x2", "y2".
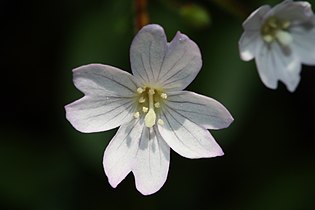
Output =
[
  {"x1": 142, "y1": 107, "x2": 148, "y2": 113},
  {"x1": 133, "y1": 112, "x2": 140, "y2": 119},
  {"x1": 144, "y1": 88, "x2": 156, "y2": 128},
  {"x1": 157, "y1": 119, "x2": 164, "y2": 126},
  {"x1": 137, "y1": 87, "x2": 144, "y2": 94},
  {"x1": 138, "y1": 97, "x2": 145, "y2": 103},
  {"x1": 154, "y1": 102, "x2": 160, "y2": 108},
  {"x1": 282, "y1": 21, "x2": 290, "y2": 29},
  {"x1": 161, "y1": 93, "x2": 167, "y2": 99},
  {"x1": 263, "y1": 35, "x2": 274, "y2": 43},
  {"x1": 276, "y1": 30, "x2": 293, "y2": 46}
]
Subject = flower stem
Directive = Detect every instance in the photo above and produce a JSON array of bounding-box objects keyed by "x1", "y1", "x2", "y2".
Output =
[{"x1": 134, "y1": 0, "x2": 149, "y2": 31}]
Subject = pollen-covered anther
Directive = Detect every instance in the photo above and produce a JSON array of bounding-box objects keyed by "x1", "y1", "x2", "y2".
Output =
[
  {"x1": 282, "y1": 20, "x2": 290, "y2": 29},
  {"x1": 137, "y1": 87, "x2": 144, "y2": 94},
  {"x1": 133, "y1": 112, "x2": 140, "y2": 119},
  {"x1": 157, "y1": 119, "x2": 164, "y2": 126},
  {"x1": 154, "y1": 102, "x2": 160, "y2": 108},
  {"x1": 142, "y1": 107, "x2": 148, "y2": 113},
  {"x1": 263, "y1": 35, "x2": 274, "y2": 43},
  {"x1": 161, "y1": 93, "x2": 167, "y2": 99},
  {"x1": 138, "y1": 97, "x2": 145, "y2": 103}
]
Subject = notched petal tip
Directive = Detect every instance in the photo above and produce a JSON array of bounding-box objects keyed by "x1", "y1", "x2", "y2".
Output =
[
  {"x1": 135, "y1": 182, "x2": 163, "y2": 196},
  {"x1": 64, "y1": 103, "x2": 90, "y2": 133},
  {"x1": 213, "y1": 148, "x2": 224, "y2": 157},
  {"x1": 174, "y1": 31, "x2": 189, "y2": 42},
  {"x1": 107, "y1": 177, "x2": 119, "y2": 188},
  {"x1": 139, "y1": 24, "x2": 165, "y2": 34},
  {"x1": 224, "y1": 114, "x2": 234, "y2": 129}
]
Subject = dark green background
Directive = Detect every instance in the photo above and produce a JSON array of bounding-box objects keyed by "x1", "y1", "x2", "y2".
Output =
[{"x1": 1, "y1": 0, "x2": 315, "y2": 209}]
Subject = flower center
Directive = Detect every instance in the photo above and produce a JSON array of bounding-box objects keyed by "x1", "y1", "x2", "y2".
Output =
[
  {"x1": 133, "y1": 86, "x2": 167, "y2": 128},
  {"x1": 261, "y1": 16, "x2": 292, "y2": 46}
]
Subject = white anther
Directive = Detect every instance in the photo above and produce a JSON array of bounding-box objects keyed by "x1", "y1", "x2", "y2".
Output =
[
  {"x1": 157, "y1": 119, "x2": 164, "y2": 126},
  {"x1": 142, "y1": 107, "x2": 148, "y2": 113},
  {"x1": 161, "y1": 93, "x2": 167, "y2": 99},
  {"x1": 138, "y1": 97, "x2": 145, "y2": 103},
  {"x1": 154, "y1": 102, "x2": 160, "y2": 108},
  {"x1": 133, "y1": 112, "x2": 140, "y2": 119},
  {"x1": 276, "y1": 30, "x2": 293, "y2": 46},
  {"x1": 282, "y1": 21, "x2": 290, "y2": 29},
  {"x1": 144, "y1": 109, "x2": 156, "y2": 128},
  {"x1": 263, "y1": 35, "x2": 274, "y2": 43},
  {"x1": 137, "y1": 87, "x2": 144, "y2": 94}
]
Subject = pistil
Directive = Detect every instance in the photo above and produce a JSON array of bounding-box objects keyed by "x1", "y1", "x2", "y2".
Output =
[
  {"x1": 144, "y1": 88, "x2": 157, "y2": 128},
  {"x1": 261, "y1": 16, "x2": 292, "y2": 46}
]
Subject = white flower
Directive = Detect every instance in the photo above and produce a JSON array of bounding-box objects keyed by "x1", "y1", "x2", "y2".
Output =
[
  {"x1": 239, "y1": 0, "x2": 315, "y2": 92},
  {"x1": 65, "y1": 24, "x2": 233, "y2": 195}
]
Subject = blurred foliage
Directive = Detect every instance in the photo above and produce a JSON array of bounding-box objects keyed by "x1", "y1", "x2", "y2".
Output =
[
  {"x1": 179, "y1": 4, "x2": 212, "y2": 28},
  {"x1": 1, "y1": 0, "x2": 315, "y2": 209}
]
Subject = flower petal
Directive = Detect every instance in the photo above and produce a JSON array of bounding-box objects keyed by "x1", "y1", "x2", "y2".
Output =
[
  {"x1": 65, "y1": 96, "x2": 134, "y2": 133},
  {"x1": 158, "y1": 109, "x2": 224, "y2": 159},
  {"x1": 291, "y1": 21, "x2": 315, "y2": 65},
  {"x1": 242, "y1": 5, "x2": 271, "y2": 31},
  {"x1": 103, "y1": 119, "x2": 143, "y2": 188},
  {"x1": 130, "y1": 24, "x2": 202, "y2": 91},
  {"x1": 239, "y1": 30, "x2": 262, "y2": 61},
  {"x1": 166, "y1": 91, "x2": 233, "y2": 130},
  {"x1": 132, "y1": 127, "x2": 170, "y2": 195},
  {"x1": 130, "y1": 24, "x2": 167, "y2": 85},
  {"x1": 158, "y1": 31, "x2": 202, "y2": 91},
  {"x1": 239, "y1": 5, "x2": 270, "y2": 61},
  {"x1": 271, "y1": 0, "x2": 313, "y2": 23},
  {"x1": 70, "y1": 64, "x2": 137, "y2": 96},
  {"x1": 255, "y1": 42, "x2": 301, "y2": 92},
  {"x1": 65, "y1": 64, "x2": 137, "y2": 133}
]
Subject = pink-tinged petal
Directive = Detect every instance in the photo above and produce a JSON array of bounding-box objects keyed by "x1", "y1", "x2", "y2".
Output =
[
  {"x1": 65, "y1": 96, "x2": 134, "y2": 133},
  {"x1": 255, "y1": 42, "x2": 301, "y2": 92},
  {"x1": 239, "y1": 5, "x2": 270, "y2": 61},
  {"x1": 239, "y1": 30, "x2": 262, "y2": 61},
  {"x1": 271, "y1": 0, "x2": 313, "y2": 23},
  {"x1": 291, "y1": 22, "x2": 315, "y2": 65},
  {"x1": 166, "y1": 91, "x2": 233, "y2": 130},
  {"x1": 130, "y1": 24, "x2": 167, "y2": 85},
  {"x1": 132, "y1": 127, "x2": 170, "y2": 195},
  {"x1": 71, "y1": 64, "x2": 138, "y2": 97},
  {"x1": 103, "y1": 119, "x2": 143, "y2": 188},
  {"x1": 158, "y1": 32, "x2": 202, "y2": 91},
  {"x1": 242, "y1": 5, "x2": 271, "y2": 31},
  {"x1": 65, "y1": 64, "x2": 138, "y2": 133},
  {"x1": 158, "y1": 109, "x2": 224, "y2": 159},
  {"x1": 130, "y1": 24, "x2": 202, "y2": 91}
]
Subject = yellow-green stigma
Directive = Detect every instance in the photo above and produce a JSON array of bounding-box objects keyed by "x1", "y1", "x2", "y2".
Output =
[
  {"x1": 261, "y1": 16, "x2": 292, "y2": 46},
  {"x1": 134, "y1": 86, "x2": 167, "y2": 128}
]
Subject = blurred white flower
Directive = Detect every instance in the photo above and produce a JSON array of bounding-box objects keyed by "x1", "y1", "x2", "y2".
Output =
[
  {"x1": 239, "y1": 0, "x2": 315, "y2": 92},
  {"x1": 65, "y1": 24, "x2": 233, "y2": 195}
]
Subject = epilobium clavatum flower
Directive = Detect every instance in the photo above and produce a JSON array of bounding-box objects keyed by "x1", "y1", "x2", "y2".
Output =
[
  {"x1": 239, "y1": 0, "x2": 315, "y2": 92},
  {"x1": 65, "y1": 24, "x2": 233, "y2": 195}
]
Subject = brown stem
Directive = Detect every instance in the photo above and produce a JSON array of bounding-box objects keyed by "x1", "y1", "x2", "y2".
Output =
[{"x1": 134, "y1": 0, "x2": 150, "y2": 31}]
